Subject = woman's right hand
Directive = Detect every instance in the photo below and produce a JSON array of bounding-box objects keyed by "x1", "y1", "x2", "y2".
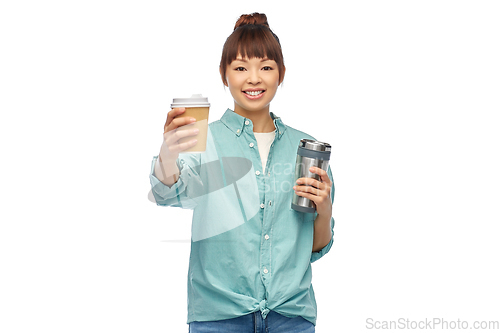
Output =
[{"x1": 159, "y1": 108, "x2": 199, "y2": 163}]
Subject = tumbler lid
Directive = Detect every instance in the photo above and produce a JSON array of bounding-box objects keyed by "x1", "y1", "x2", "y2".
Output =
[{"x1": 299, "y1": 139, "x2": 331, "y2": 152}]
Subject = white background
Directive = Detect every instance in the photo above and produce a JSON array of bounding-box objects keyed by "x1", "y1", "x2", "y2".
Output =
[{"x1": 1, "y1": 0, "x2": 499, "y2": 332}]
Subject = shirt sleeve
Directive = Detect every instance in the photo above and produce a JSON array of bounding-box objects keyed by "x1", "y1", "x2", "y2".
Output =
[
  {"x1": 149, "y1": 152, "x2": 202, "y2": 210},
  {"x1": 310, "y1": 165, "x2": 335, "y2": 263}
]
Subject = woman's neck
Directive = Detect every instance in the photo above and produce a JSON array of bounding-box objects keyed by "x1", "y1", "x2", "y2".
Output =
[{"x1": 233, "y1": 105, "x2": 276, "y2": 133}]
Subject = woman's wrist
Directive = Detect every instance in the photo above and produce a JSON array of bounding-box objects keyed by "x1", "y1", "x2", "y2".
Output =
[{"x1": 155, "y1": 156, "x2": 180, "y2": 187}]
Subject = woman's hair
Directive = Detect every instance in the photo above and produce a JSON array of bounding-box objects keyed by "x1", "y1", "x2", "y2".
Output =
[{"x1": 219, "y1": 13, "x2": 285, "y2": 86}]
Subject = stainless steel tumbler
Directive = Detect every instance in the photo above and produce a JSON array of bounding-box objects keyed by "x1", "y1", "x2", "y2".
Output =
[{"x1": 291, "y1": 139, "x2": 331, "y2": 213}]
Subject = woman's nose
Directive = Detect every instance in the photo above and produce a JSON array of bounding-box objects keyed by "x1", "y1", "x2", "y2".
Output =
[{"x1": 247, "y1": 70, "x2": 262, "y2": 84}]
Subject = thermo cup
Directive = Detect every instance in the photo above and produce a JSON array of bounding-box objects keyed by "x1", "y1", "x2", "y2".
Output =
[
  {"x1": 291, "y1": 139, "x2": 331, "y2": 213},
  {"x1": 171, "y1": 94, "x2": 210, "y2": 152}
]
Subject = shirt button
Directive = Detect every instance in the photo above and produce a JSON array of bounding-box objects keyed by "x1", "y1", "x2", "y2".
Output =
[
  {"x1": 245, "y1": 120, "x2": 250, "y2": 125},
  {"x1": 255, "y1": 171, "x2": 260, "y2": 176},
  {"x1": 269, "y1": 201, "x2": 272, "y2": 206},
  {"x1": 264, "y1": 234, "x2": 269, "y2": 240},
  {"x1": 263, "y1": 268, "x2": 268, "y2": 274},
  {"x1": 249, "y1": 142, "x2": 254, "y2": 148},
  {"x1": 236, "y1": 129, "x2": 240, "y2": 133},
  {"x1": 260, "y1": 203, "x2": 265, "y2": 209}
]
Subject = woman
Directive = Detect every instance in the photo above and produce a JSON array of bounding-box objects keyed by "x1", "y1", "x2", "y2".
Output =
[{"x1": 150, "y1": 13, "x2": 334, "y2": 333}]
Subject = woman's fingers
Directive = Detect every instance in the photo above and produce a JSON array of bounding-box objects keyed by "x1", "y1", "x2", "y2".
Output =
[
  {"x1": 159, "y1": 108, "x2": 200, "y2": 160},
  {"x1": 295, "y1": 177, "x2": 325, "y2": 191},
  {"x1": 293, "y1": 184, "x2": 325, "y2": 197},
  {"x1": 164, "y1": 136, "x2": 199, "y2": 155},
  {"x1": 164, "y1": 125, "x2": 199, "y2": 148},
  {"x1": 164, "y1": 108, "x2": 186, "y2": 132},
  {"x1": 310, "y1": 167, "x2": 332, "y2": 186},
  {"x1": 164, "y1": 108, "x2": 196, "y2": 132},
  {"x1": 165, "y1": 113, "x2": 197, "y2": 134},
  {"x1": 295, "y1": 167, "x2": 332, "y2": 198}
]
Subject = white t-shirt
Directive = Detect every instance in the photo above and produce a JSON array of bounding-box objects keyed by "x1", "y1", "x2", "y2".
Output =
[{"x1": 254, "y1": 131, "x2": 276, "y2": 172}]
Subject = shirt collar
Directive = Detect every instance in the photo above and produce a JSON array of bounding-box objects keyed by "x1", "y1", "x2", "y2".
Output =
[{"x1": 220, "y1": 109, "x2": 287, "y2": 139}]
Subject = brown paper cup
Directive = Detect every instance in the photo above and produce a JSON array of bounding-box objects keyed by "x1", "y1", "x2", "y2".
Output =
[
  {"x1": 171, "y1": 94, "x2": 210, "y2": 153},
  {"x1": 173, "y1": 107, "x2": 209, "y2": 152}
]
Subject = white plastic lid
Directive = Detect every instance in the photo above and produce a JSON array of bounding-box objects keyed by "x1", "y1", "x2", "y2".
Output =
[{"x1": 171, "y1": 94, "x2": 210, "y2": 108}]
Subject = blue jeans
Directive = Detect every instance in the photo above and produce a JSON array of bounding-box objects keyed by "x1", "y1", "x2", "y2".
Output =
[{"x1": 188, "y1": 311, "x2": 315, "y2": 333}]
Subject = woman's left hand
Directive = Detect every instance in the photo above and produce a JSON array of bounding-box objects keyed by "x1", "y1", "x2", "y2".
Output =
[{"x1": 293, "y1": 167, "x2": 332, "y2": 218}]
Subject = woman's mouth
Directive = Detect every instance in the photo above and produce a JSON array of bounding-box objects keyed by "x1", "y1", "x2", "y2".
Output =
[{"x1": 243, "y1": 90, "x2": 265, "y2": 99}]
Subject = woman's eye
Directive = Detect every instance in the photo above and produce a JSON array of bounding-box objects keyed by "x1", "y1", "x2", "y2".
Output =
[
  {"x1": 235, "y1": 67, "x2": 246, "y2": 71},
  {"x1": 262, "y1": 66, "x2": 273, "y2": 71}
]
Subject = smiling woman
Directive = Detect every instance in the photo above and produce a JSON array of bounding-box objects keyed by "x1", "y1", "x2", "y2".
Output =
[
  {"x1": 224, "y1": 56, "x2": 282, "y2": 120},
  {"x1": 218, "y1": 13, "x2": 286, "y2": 129},
  {"x1": 219, "y1": 13, "x2": 285, "y2": 86},
  {"x1": 151, "y1": 11, "x2": 335, "y2": 333}
]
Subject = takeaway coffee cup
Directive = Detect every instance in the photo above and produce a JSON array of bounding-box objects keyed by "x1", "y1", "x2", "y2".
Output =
[
  {"x1": 291, "y1": 139, "x2": 331, "y2": 213},
  {"x1": 171, "y1": 94, "x2": 210, "y2": 152}
]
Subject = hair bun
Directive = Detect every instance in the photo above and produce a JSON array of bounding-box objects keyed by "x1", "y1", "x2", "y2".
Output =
[{"x1": 234, "y1": 13, "x2": 269, "y2": 30}]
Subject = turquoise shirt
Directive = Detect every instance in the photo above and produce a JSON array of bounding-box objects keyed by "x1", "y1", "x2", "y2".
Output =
[{"x1": 149, "y1": 109, "x2": 335, "y2": 325}]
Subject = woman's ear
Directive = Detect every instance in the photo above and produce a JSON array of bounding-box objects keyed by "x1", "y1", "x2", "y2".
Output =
[
  {"x1": 219, "y1": 66, "x2": 228, "y2": 87},
  {"x1": 279, "y1": 65, "x2": 286, "y2": 85}
]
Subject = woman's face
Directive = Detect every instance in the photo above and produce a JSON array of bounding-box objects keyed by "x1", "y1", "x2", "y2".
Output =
[{"x1": 224, "y1": 55, "x2": 283, "y2": 115}]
